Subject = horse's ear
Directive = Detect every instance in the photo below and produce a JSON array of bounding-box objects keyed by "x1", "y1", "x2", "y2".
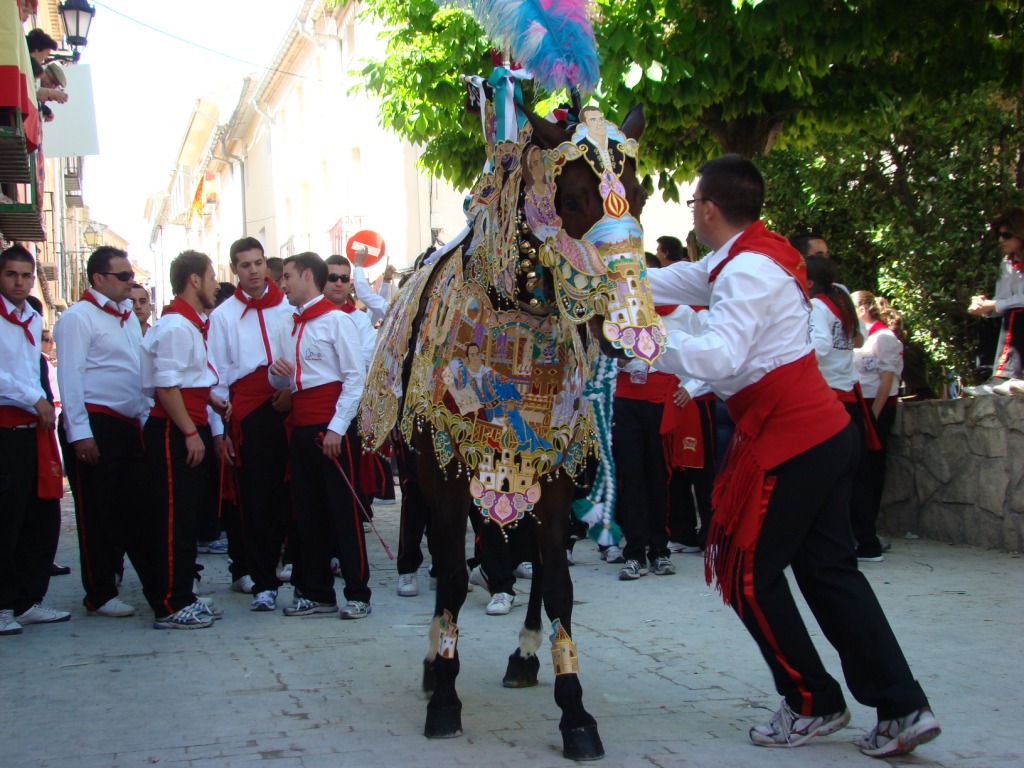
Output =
[
  {"x1": 620, "y1": 105, "x2": 645, "y2": 141},
  {"x1": 521, "y1": 103, "x2": 569, "y2": 149}
]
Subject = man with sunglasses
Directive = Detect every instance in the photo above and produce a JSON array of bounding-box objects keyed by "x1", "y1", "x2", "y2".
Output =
[
  {"x1": 207, "y1": 237, "x2": 293, "y2": 611},
  {"x1": 54, "y1": 247, "x2": 150, "y2": 619},
  {"x1": 325, "y1": 254, "x2": 377, "y2": 368}
]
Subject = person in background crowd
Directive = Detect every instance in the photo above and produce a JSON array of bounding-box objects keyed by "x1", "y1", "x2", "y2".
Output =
[
  {"x1": 266, "y1": 257, "x2": 284, "y2": 288},
  {"x1": 208, "y1": 237, "x2": 293, "y2": 612},
  {"x1": 966, "y1": 207, "x2": 1024, "y2": 396},
  {"x1": 0, "y1": 245, "x2": 68, "y2": 636},
  {"x1": 54, "y1": 247, "x2": 151, "y2": 619},
  {"x1": 850, "y1": 291, "x2": 904, "y2": 563},
  {"x1": 130, "y1": 283, "x2": 152, "y2": 335},
  {"x1": 647, "y1": 155, "x2": 939, "y2": 758},
  {"x1": 269, "y1": 252, "x2": 370, "y2": 620},
  {"x1": 140, "y1": 251, "x2": 228, "y2": 630}
]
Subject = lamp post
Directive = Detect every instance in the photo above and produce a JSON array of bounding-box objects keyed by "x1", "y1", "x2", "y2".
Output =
[{"x1": 55, "y1": 0, "x2": 96, "y2": 63}]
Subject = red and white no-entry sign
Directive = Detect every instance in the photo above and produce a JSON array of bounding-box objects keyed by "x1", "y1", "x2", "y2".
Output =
[{"x1": 346, "y1": 230, "x2": 386, "y2": 268}]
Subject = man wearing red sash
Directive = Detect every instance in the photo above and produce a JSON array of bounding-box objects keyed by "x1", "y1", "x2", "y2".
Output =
[
  {"x1": 54, "y1": 246, "x2": 151, "y2": 619},
  {"x1": 269, "y1": 252, "x2": 370, "y2": 620},
  {"x1": 140, "y1": 251, "x2": 229, "y2": 630},
  {"x1": 647, "y1": 155, "x2": 939, "y2": 758},
  {"x1": 208, "y1": 237, "x2": 293, "y2": 612},
  {"x1": 0, "y1": 245, "x2": 68, "y2": 636}
]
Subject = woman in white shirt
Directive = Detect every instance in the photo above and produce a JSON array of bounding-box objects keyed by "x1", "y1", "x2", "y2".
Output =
[{"x1": 850, "y1": 291, "x2": 904, "y2": 562}]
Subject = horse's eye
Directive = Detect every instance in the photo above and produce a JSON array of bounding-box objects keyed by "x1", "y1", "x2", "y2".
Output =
[{"x1": 561, "y1": 195, "x2": 582, "y2": 214}]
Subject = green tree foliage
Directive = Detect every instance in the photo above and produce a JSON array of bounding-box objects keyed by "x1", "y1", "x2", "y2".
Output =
[
  {"x1": 357, "y1": 0, "x2": 1020, "y2": 197},
  {"x1": 760, "y1": 89, "x2": 1024, "y2": 385}
]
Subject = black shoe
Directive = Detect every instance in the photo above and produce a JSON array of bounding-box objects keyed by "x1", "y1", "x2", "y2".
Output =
[{"x1": 51, "y1": 563, "x2": 71, "y2": 576}]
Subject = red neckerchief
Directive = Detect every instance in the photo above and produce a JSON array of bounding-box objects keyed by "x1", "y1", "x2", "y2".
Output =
[
  {"x1": 292, "y1": 296, "x2": 339, "y2": 335},
  {"x1": 708, "y1": 221, "x2": 808, "y2": 297},
  {"x1": 161, "y1": 296, "x2": 209, "y2": 340},
  {"x1": 1008, "y1": 255, "x2": 1023, "y2": 274},
  {"x1": 654, "y1": 304, "x2": 678, "y2": 316},
  {"x1": 235, "y1": 278, "x2": 285, "y2": 317},
  {"x1": 0, "y1": 298, "x2": 34, "y2": 344},
  {"x1": 816, "y1": 294, "x2": 843, "y2": 323},
  {"x1": 81, "y1": 290, "x2": 131, "y2": 327},
  {"x1": 690, "y1": 305, "x2": 708, "y2": 312},
  {"x1": 868, "y1": 320, "x2": 887, "y2": 336},
  {"x1": 338, "y1": 297, "x2": 356, "y2": 314}
]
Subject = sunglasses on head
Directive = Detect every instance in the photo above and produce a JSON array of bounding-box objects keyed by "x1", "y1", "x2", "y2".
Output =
[
  {"x1": 327, "y1": 273, "x2": 351, "y2": 283},
  {"x1": 100, "y1": 271, "x2": 136, "y2": 282}
]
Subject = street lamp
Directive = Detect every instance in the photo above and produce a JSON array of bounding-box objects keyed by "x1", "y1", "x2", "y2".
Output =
[
  {"x1": 82, "y1": 222, "x2": 103, "y2": 247},
  {"x1": 57, "y1": 0, "x2": 96, "y2": 62}
]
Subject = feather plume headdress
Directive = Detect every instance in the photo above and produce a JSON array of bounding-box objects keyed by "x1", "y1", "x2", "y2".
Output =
[{"x1": 442, "y1": 0, "x2": 599, "y2": 93}]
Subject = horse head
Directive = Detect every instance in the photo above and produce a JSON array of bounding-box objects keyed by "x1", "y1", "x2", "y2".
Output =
[{"x1": 518, "y1": 104, "x2": 664, "y2": 364}]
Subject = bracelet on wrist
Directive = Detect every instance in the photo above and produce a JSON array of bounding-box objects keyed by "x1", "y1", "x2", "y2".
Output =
[{"x1": 183, "y1": 429, "x2": 198, "y2": 438}]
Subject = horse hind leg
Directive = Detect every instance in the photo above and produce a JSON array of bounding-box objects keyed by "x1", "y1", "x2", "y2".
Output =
[{"x1": 423, "y1": 609, "x2": 463, "y2": 738}]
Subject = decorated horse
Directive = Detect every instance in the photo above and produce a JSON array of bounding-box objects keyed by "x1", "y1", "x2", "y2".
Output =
[{"x1": 359, "y1": 2, "x2": 664, "y2": 760}]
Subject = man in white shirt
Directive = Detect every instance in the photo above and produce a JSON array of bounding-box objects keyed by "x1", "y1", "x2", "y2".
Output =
[
  {"x1": 208, "y1": 237, "x2": 293, "y2": 612},
  {"x1": 140, "y1": 251, "x2": 228, "y2": 630},
  {"x1": 54, "y1": 246, "x2": 150, "y2": 619},
  {"x1": 351, "y1": 247, "x2": 396, "y2": 325},
  {"x1": 0, "y1": 245, "x2": 69, "y2": 636},
  {"x1": 647, "y1": 155, "x2": 939, "y2": 758},
  {"x1": 269, "y1": 252, "x2": 370, "y2": 620}
]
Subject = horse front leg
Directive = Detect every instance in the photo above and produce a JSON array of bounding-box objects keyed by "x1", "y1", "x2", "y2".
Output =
[
  {"x1": 422, "y1": 492, "x2": 470, "y2": 739},
  {"x1": 503, "y1": 537, "x2": 543, "y2": 688},
  {"x1": 541, "y1": 502, "x2": 604, "y2": 761}
]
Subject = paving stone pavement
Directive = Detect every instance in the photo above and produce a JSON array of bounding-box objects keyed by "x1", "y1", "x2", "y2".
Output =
[{"x1": 5, "y1": 493, "x2": 1023, "y2": 768}]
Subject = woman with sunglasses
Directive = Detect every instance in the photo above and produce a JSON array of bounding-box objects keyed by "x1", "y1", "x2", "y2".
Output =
[{"x1": 966, "y1": 208, "x2": 1024, "y2": 395}]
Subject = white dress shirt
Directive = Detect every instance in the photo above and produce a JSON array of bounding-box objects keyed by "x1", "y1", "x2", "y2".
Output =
[
  {"x1": 141, "y1": 311, "x2": 222, "y2": 433},
  {"x1": 207, "y1": 286, "x2": 293, "y2": 403},
  {"x1": 53, "y1": 288, "x2": 146, "y2": 441},
  {"x1": 659, "y1": 304, "x2": 712, "y2": 399},
  {"x1": 808, "y1": 297, "x2": 858, "y2": 392},
  {"x1": 993, "y1": 259, "x2": 1024, "y2": 315},
  {"x1": 347, "y1": 306, "x2": 378, "y2": 370},
  {"x1": 854, "y1": 327, "x2": 903, "y2": 399},
  {"x1": 353, "y1": 266, "x2": 391, "y2": 325},
  {"x1": 647, "y1": 231, "x2": 813, "y2": 399},
  {"x1": 269, "y1": 295, "x2": 366, "y2": 436},
  {"x1": 0, "y1": 296, "x2": 44, "y2": 413}
]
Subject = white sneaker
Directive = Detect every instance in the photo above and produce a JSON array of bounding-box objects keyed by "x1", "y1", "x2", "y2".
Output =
[
  {"x1": 992, "y1": 378, "x2": 1024, "y2": 396},
  {"x1": 513, "y1": 561, "x2": 533, "y2": 579},
  {"x1": 230, "y1": 575, "x2": 255, "y2": 594},
  {"x1": 468, "y1": 565, "x2": 489, "y2": 591},
  {"x1": 485, "y1": 592, "x2": 516, "y2": 615},
  {"x1": 667, "y1": 541, "x2": 685, "y2": 553},
  {"x1": 251, "y1": 590, "x2": 277, "y2": 612},
  {"x1": 16, "y1": 603, "x2": 71, "y2": 625},
  {"x1": 0, "y1": 609, "x2": 23, "y2": 635},
  {"x1": 603, "y1": 544, "x2": 625, "y2": 563},
  {"x1": 857, "y1": 707, "x2": 941, "y2": 757},
  {"x1": 276, "y1": 563, "x2": 293, "y2": 582},
  {"x1": 750, "y1": 699, "x2": 850, "y2": 747},
  {"x1": 90, "y1": 597, "x2": 135, "y2": 617},
  {"x1": 397, "y1": 573, "x2": 418, "y2": 597}
]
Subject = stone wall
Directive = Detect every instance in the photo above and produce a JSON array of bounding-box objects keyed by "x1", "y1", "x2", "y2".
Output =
[{"x1": 881, "y1": 396, "x2": 1024, "y2": 552}]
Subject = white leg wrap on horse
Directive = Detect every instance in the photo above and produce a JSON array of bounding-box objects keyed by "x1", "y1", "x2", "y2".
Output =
[
  {"x1": 550, "y1": 618, "x2": 579, "y2": 676},
  {"x1": 518, "y1": 626, "x2": 544, "y2": 658},
  {"x1": 426, "y1": 615, "x2": 442, "y2": 662}
]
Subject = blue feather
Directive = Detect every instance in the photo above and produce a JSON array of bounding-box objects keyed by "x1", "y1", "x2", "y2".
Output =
[{"x1": 443, "y1": 0, "x2": 599, "y2": 93}]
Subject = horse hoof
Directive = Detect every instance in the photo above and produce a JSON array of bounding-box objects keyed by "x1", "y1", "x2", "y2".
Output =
[
  {"x1": 562, "y1": 724, "x2": 604, "y2": 761},
  {"x1": 503, "y1": 651, "x2": 540, "y2": 688},
  {"x1": 422, "y1": 659, "x2": 436, "y2": 693},
  {"x1": 424, "y1": 705, "x2": 463, "y2": 739}
]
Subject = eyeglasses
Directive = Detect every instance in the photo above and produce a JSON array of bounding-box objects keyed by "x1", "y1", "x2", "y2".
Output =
[
  {"x1": 99, "y1": 271, "x2": 136, "y2": 282},
  {"x1": 326, "y1": 273, "x2": 351, "y2": 283},
  {"x1": 41, "y1": 336, "x2": 53, "y2": 343},
  {"x1": 999, "y1": 231, "x2": 1016, "y2": 241},
  {"x1": 686, "y1": 197, "x2": 713, "y2": 210}
]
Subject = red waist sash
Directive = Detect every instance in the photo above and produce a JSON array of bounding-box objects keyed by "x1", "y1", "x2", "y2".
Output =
[
  {"x1": 614, "y1": 370, "x2": 678, "y2": 401},
  {"x1": 291, "y1": 382, "x2": 342, "y2": 427},
  {"x1": 707, "y1": 353, "x2": 848, "y2": 608},
  {"x1": 0, "y1": 404, "x2": 36, "y2": 427},
  {"x1": 86, "y1": 403, "x2": 140, "y2": 429},
  {"x1": 832, "y1": 384, "x2": 881, "y2": 450},
  {"x1": 149, "y1": 387, "x2": 211, "y2": 427},
  {"x1": 230, "y1": 366, "x2": 276, "y2": 425}
]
